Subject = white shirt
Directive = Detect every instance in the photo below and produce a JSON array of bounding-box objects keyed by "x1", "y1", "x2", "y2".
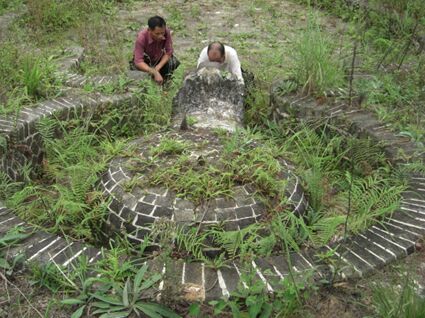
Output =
[{"x1": 197, "y1": 45, "x2": 244, "y2": 83}]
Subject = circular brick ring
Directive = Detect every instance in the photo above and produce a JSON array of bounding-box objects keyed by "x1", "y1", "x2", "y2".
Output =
[{"x1": 101, "y1": 128, "x2": 308, "y2": 245}]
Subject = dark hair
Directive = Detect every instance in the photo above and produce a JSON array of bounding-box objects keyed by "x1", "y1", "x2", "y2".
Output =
[
  {"x1": 207, "y1": 42, "x2": 225, "y2": 57},
  {"x1": 148, "y1": 16, "x2": 166, "y2": 29}
]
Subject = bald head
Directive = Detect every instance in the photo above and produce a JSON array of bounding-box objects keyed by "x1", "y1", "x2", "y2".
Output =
[{"x1": 207, "y1": 42, "x2": 225, "y2": 63}]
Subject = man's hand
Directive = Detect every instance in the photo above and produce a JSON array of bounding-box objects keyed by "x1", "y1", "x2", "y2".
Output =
[{"x1": 153, "y1": 69, "x2": 163, "y2": 85}]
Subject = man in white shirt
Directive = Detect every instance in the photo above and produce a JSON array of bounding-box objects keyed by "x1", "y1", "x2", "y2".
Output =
[{"x1": 197, "y1": 42, "x2": 244, "y2": 83}]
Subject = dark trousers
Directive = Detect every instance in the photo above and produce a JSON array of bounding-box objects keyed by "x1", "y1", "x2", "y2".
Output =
[{"x1": 130, "y1": 53, "x2": 180, "y2": 81}]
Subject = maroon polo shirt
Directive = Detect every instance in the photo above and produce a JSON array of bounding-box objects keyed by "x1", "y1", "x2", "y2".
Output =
[{"x1": 133, "y1": 27, "x2": 174, "y2": 65}]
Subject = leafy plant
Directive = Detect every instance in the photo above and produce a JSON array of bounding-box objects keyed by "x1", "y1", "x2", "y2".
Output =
[
  {"x1": 7, "y1": 118, "x2": 111, "y2": 241},
  {"x1": 89, "y1": 263, "x2": 180, "y2": 318}
]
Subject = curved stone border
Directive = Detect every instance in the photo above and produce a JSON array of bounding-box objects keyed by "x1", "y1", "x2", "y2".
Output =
[
  {"x1": 54, "y1": 46, "x2": 149, "y2": 89},
  {"x1": 100, "y1": 129, "x2": 307, "y2": 245},
  {"x1": 0, "y1": 66, "x2": 424, "y2": 303}
]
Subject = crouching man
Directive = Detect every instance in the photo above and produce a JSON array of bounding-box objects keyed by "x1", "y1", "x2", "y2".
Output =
[{"x1": 132, "y1": 16, "x2": 180, "y2": 85}]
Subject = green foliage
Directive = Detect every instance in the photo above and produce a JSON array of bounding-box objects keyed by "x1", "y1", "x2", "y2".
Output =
[
  {"x1": 281, "y1": 122, "x2": 346, "y2": 212},
  {"x1": 291, "y1": 12, "x2": 345, "y2": 95},
  {"x1": 0, "y1": 0, "x2": 23, "y2": 14},
  {"x1": 0, "y1": 170, "x2": 22, "y2": 201},
  {"x1": 24, "y1": 0, "x2": 118, "y2": 33},
  {"x1": 125, "y1": 128, "x2": 289, "y2": 205},
  {"x1": 210, "y1": 264, "x2": 311, "y2": 317},
  {"x1": 165, "y1": 4, "x2": 186, "y2": 33},
  {"x1": 7, "y1": 118, "x2": 111, "y2": 241},
  {"x1": 58, "y1": 261, "x2": 179, "y2": 318},
  {"x1": 0, "y1": 41, "x2": 60, "y2": 112},
  {"x1": 76, "y1": 13, "x2": 128, "y2": 76},
  {"x1": 244, "y1": 87, "x2": 273, "y2": 127},
  {"x1": 96, "y1": 245, "x2": 135, "y2": 283},
  {"x1": 89, "y1": 263, "x2": 180, "y2": 318},
  {"x1": 338, "y1": 171, "x2": 406, "y2": 234},
  {"x1": 150, "y1": 137, "x2": 190, "y2": 157},
  {"x1": 372, "y1": 274, "x2": 425, "y2": 318}
]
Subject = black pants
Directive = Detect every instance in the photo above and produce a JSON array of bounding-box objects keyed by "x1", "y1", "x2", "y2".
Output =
[{"x1": 130, "y1": 54, "x2": 180, "y2": 81}]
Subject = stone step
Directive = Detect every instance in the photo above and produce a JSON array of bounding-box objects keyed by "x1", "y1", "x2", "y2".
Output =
[
  {"x1": 332, "y1": 243, "x2": 374, "y2": 277},
  {"x1": 7, "y1": 231, "x2": 52, "y2": 259},
  {"x1": 204, "y1": 266, "x2": 225, "y2": 301},
  {"x1": 0, "y1": 213, "x2": 25, "y2": 235},
  {"x1": 363, "y1": 228, "x2": 410, "y2": 257},
  {"x1": 375, "y1": 221, "x2": 422, "y2": 243},
  {"x1": 390, "y1": 210, "x2": 425, "y2": 235},
  {"x1": 341, "y1": 238, "x2": 386, "y2": 269},
  {"x1": 217, "y1": 265, "x2": 240, "y2": 295},
  {"x1": 350, "y1": 233, "x2": 395, "y2": 265}
]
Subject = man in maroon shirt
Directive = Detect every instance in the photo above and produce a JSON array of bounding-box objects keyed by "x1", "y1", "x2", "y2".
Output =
[{"x1": 132, "y1": 16, "x2": 179, "y2": 85}]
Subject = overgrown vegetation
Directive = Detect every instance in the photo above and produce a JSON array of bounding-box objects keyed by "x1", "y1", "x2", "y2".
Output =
[
  {"x1": 291, "y1": 13, "x2": 345, "y2": 95},
  {"x1": 1, "y1": 0, "x2": 424, "y2": 316},
  {"x1": 292, "y1": 0, "x2": 425, "y2": 145},
  {"x1": 0, "y1": 40, "x2": 61, "y2": 114},
  {"x1": 124, "y1": 129, "x2": 290, "y2": 205},
  {"x1": 372, "y1": 273, "x2": 425, "y2": 318}
]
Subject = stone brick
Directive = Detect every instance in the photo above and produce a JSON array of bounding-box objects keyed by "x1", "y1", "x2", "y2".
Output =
[
  {"x1": 223, "y1": 220, "x2": 239, "y2": 231},
  {"x1": 142, "y1": 194, "x2": 157, "y2": 204},
  {"x1": 235, "y1": 206, "x2": 254, "y2": 219},
  {"x1": 216, "y1": 197, "x2": 236, "y2": 209},
  {"x1": 134, "y1": 214, "x2": 156, "y2": 226},
  {"x1": 155, "y1": 195, "x2": 174, "y2": 207},
  {"x1": 108, "y1": 198, "x2": 123, "y2": 213},
  {"x1": 119, "y1": 207, "x2": 133, "y2": 221},
  {"x1": 174, "y1": 198, "x2": 194, "y2": 210},
  {"x1": 237, "y1": 217, "x2": 255, "y2": 229},
  {"x1": 174, "y1": 209, "x2": 194, "y2": 223},
  {"x1": 135, "y1": 202, "x2": 154, "y2": 215},
  {"x1": 216, "y1": 209, "x2": 236, "y2": 221},
  {"x1": 153, "y1": 206, "x2": 173, "y2": 218}
]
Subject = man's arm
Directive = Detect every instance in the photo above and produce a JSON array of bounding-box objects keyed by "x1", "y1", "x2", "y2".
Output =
[
  {"x1": 227, "y1": 48, "x2": 244, "y2": 83},
  {"x1": 197, "y1": 47, "x2": 208, "y2": 68},
  {"x1": 154, "y1": 53, "x2": 171, "y2": 73}
]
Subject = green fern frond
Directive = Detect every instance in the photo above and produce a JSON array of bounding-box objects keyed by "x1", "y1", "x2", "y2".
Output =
[
  {"x1": 311, "y1": 215, "x2": 346, "y2": 246},
  {"x1": 36, "y1": 117, "x2": 58, "y2": 143}
]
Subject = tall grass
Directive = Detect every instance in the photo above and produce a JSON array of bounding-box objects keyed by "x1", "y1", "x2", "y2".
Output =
[
  {"x1": 372, "y1": 274, "x2": 425, "y2": 318},
  {"x1": 291, "y1": 13, "x2": 345, "y2": 95},
  {"x1": 0, "y1": 40, "x2": 60, "y2": 113}
]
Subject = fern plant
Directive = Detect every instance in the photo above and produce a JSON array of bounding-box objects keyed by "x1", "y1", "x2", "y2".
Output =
[{"x1": 338, "y1": 172, "x2": 406, "y2": 234}]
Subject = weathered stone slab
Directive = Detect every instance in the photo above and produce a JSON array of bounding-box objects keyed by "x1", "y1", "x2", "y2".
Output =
[{"x1": 173, "y1": 68, "x2": 244, "y2": 132}]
